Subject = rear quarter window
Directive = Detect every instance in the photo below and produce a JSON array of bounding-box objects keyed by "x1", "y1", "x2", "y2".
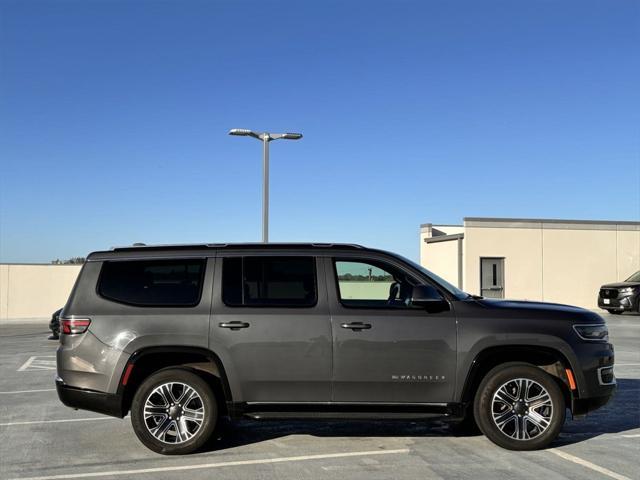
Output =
[{"x1": 97, "y1": 259, "x2": 206, "y2": 307}]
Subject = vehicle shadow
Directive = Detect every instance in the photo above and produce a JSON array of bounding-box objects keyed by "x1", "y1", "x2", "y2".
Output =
[
  {"x1": 203, "y1": 378, "x2": 639, "y2": 452},
  {"x1": 206, "y1": 416, "x2": 449, "y2": 452},
  {"x1": 554, "y1": 377, "x2": 640, "y2": 446}
]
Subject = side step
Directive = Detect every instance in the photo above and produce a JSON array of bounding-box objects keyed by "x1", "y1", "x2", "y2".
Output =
[
  {"x1": 237, "y1": 402, "x2": 465, "y2": 421},
  {"x1": 243, "y1": 411, "x2": 449, "y2": 421}
]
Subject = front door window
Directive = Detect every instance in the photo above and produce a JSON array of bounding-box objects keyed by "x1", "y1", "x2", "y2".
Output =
[{"x1": 334, "y1": 260, "x2": 416, "y2": 308}]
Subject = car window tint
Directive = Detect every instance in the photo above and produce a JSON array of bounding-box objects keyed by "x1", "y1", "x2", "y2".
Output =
[
  {"x1": 222, "y1": 256, "x2": 317, "y2": 307},
  {"x1": 98, "y1": 259, "x2": 205, "y2": 306}
]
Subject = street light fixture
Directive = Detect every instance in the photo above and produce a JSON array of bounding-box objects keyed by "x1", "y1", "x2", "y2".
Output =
[{"x1": 228, "y1": 129, "x2": 303, "y2": 243}]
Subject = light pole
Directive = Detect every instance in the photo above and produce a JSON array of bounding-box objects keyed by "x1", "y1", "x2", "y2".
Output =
[{"x1": 228, "y1": 129, "x2": 303, "y2": 243}]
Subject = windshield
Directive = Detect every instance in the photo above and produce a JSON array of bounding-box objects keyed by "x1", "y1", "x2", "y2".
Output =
[
  {"x1": 626, "y1": 271, "x2": 640, "y2": 282},
  {"x1": 392, "y1": 254, "x2": 470, "y2": 300}
]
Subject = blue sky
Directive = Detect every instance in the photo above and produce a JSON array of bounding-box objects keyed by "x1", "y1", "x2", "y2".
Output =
[{"x1": 1, "y1": 0, "x2": 638, "y2": 263}]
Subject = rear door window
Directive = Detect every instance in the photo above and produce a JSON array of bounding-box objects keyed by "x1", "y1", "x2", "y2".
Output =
[
  {"x1": 222, "y1": 256, "x2": 317, "y2": 307},
  {"x1": 98, "y1": 259, "x2": 206, "y2": 306}
]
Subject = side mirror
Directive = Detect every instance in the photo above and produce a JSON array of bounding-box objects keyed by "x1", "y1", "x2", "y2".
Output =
[{"x1": 411, "y1": 284, "x2": 449, "y2": 313}]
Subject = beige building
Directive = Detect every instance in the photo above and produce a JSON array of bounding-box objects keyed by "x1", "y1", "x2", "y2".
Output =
[
  {"x1": 0, "y1": 264, "x2": 82, "y2": 321},
  {"x1": 420, "y1": 217, "x2": 640, "y2": 309}
]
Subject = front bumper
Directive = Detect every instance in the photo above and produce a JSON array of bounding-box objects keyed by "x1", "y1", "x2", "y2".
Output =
[
  {"x1": 571, "y1": 341, "x2": 616, "y2": 416},
  {"x1": 56, "y1": 377, "x2": 125, "y2": 418},
  {"x1": 573, "y1": 394, "x2": 614, "y2": 416},
  {"x1": 598, "y1": 294, "x2": 636, "y2": 311}
]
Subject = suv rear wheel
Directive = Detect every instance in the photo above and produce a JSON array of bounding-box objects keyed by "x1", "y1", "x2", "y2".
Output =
[
  {"x1": 473, "y1": 363, "x2": 565, "y2": 450},
  {"x1": 131, "y1": 368, "x2": 218, "y2": 454}
]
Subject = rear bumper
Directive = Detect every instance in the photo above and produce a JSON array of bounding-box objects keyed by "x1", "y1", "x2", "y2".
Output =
[{"x1": 56, "y1": 378, "x2": 124, "y2": 418}]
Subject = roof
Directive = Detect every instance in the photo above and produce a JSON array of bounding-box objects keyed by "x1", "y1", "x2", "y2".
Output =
[
  {"x1": 464, "y1": 217, "x2": 640, "y2": 231},
  {"x1": 464, "y1": 217, "x2": 640, "y2": 226}
]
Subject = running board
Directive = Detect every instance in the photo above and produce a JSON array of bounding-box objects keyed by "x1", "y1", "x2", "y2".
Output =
[
  {"x1": 236, "y1": 402, "x2": 464, "y2": 421},
  {"x1": 243, "y1": 411, "x2": 449, "y2": 421}
]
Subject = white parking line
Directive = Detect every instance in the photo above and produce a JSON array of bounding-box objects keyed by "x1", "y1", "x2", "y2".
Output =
[
  {"x1": 0, "y1": 388, "x2": 56, "y2": 394},
  {"x1": 17, "y1": 356, "x2": 37, "y2": 371},
  {"x1": 0, "y1": 417, "x2": 116, "y2": 427},
  {"x1": 620, "y1": 434, "x2": 640, "y2": 438},
  {"x1": 7, "y1": 449, "x2": 411, "y2": 480},
  {"x1": 18, "y1": 355, "x2": 56, "y2": 372},
  {"x1": 549, "y1": 449, "x2": 631, "y2": 480}
]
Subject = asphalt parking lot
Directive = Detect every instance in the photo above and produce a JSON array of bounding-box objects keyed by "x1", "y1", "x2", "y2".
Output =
[{"x1": 0, "y1": 312, "x2": 638, "y2": 480}]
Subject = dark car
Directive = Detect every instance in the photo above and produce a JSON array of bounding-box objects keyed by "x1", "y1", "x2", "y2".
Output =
[
  {"x1": 49, "y1": 308, "x2": 63, "y2": 340},
  {"x1": 56, "y1": 243, "x2": 615, "y2": 454},
  {"x1": 598, "y1": 271, "x2": 640, "y2": 314}
]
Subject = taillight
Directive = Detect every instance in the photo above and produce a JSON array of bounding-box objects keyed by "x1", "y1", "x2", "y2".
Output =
[{"x1": 61, "y1": 318, "x2": 91, "y2": 335}]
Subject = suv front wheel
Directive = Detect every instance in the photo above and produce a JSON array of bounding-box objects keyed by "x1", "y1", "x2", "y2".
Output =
[
  {"x1": 131, "y1": 368, "x2": 218, "y2": 454},
  {"x1": 474, "y1": 363, "x2": 565, "y2": 450}
]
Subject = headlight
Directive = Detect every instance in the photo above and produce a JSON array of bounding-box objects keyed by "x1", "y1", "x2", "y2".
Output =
[
  {"x1": 573, "y1": 324, "x2": 609, "y2": 342},
  {"x1": 618, "y1": 287, "x2": 635, "y2": 295}
]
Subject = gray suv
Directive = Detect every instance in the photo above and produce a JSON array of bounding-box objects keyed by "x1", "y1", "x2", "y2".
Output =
[{"x1": 56, "y1": 243, "x2": 615, "y2": 454}]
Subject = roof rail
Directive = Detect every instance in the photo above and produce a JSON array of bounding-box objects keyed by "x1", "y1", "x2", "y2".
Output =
[
  {"x1": 110, "y1": 242, "x2": 365, "y2": 253},
  {"x1": 111, "y1": 243, "x2": 211, "y2": 252}
]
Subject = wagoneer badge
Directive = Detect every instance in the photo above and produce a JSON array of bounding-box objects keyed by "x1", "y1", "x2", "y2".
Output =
[{"x1": 391, "y1": 375, "x2": 446, "y2": 382}]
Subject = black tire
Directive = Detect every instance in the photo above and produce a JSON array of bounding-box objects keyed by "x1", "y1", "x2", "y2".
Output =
[
  {"x1": 608, "y1": 310, "x2": 622, "y2": 315},
  {"x1": 473, "y1": 363, "x2": 565, "y2": 451},
  {"x1": 131, "y1": 368, "x2": 218, "y2": 455}
]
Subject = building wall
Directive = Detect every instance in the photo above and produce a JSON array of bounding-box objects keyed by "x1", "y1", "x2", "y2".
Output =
[
  {"x1": 0, "y1": 264, "x2": 82, "y2": 321},
  {"x1": 339, "y1": 282, "x2": 393, "y2": 299},
  {"x1": 463, "y1": 219, "x2": 640, "y2": 308},
  {"x1": 464, "y1": 225, "x2": 544, "y2": 301},
  {"x1": 420, "y1": 224, "x2": 463, "y2": 288},
  {"x1": 422, "y1": 239, "x2": 460, "y2": 288}
]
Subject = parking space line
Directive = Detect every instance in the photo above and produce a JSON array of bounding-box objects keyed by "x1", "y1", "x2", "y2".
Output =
[
  {"x1": 0, "y1": 388, "x2": 56, "y2": 394},
  {"x1": 620, "y1": 434, "x2": 640, "y2": 438},
  {"x1": 17, "y1": 356, "x2": 37, "y2": 371},
  {"x1": 0, "y1": 417, "x2": 116, "y2": 427},
  {"x1": 549, "y1": 449, "x2": 631, "y2": 480},
  {"x1": 8, "y1": 448, "x2": 411, "y2": 480},
  {"x1": 17, "y1": 355, "x2": 56, "y2": 372}
]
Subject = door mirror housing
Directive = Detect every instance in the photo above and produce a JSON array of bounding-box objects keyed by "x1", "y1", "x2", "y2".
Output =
[{"x1": 411, "y1": 284, "x2": 449, "y2": 313}]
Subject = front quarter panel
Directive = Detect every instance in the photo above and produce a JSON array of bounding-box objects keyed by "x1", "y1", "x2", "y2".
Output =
[{"x1": 454, "y1": 300, "x2": 603, "y2": 401}]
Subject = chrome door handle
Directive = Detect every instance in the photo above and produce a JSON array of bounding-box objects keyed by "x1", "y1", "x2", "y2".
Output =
[
  {"x1": 219, "y1": 321, "x2": 250, "y2": 330},
  {"x1": 341, "y1": 322, "x2": 372, "y2": 331}
]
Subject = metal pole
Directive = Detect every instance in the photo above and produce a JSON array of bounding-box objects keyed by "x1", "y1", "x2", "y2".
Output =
[{"x1": 262, "y1": 134, "x2": 270, "y2": 243}]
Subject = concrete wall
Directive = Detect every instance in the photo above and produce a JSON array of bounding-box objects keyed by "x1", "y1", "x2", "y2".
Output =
[
  {"x1": 463, "y1": 219, "x2": 640, "y2": 309},
  {"x1": 464, "y1": 225, "x2": 544, "y2": 301},
  {"x1": 0, "y1": 264, "x2": 82, "y2": 321},
  {"x1": 420, "y1": 224, "x2": 463, "y2": 287},
  {"x1": 339, "y1": 282, "x2": 393, "y2": 299},
  {"x1": 422, "y1": 239, "x2": 460, "y2": 288}
]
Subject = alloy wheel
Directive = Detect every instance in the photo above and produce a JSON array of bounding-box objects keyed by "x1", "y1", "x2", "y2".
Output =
[
  {"x1": 143, "y1": 382, "x2": 205, "y2": 444},
  {"x1": 491, "y1": 377, "x2": 553, "y2": 441}
]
